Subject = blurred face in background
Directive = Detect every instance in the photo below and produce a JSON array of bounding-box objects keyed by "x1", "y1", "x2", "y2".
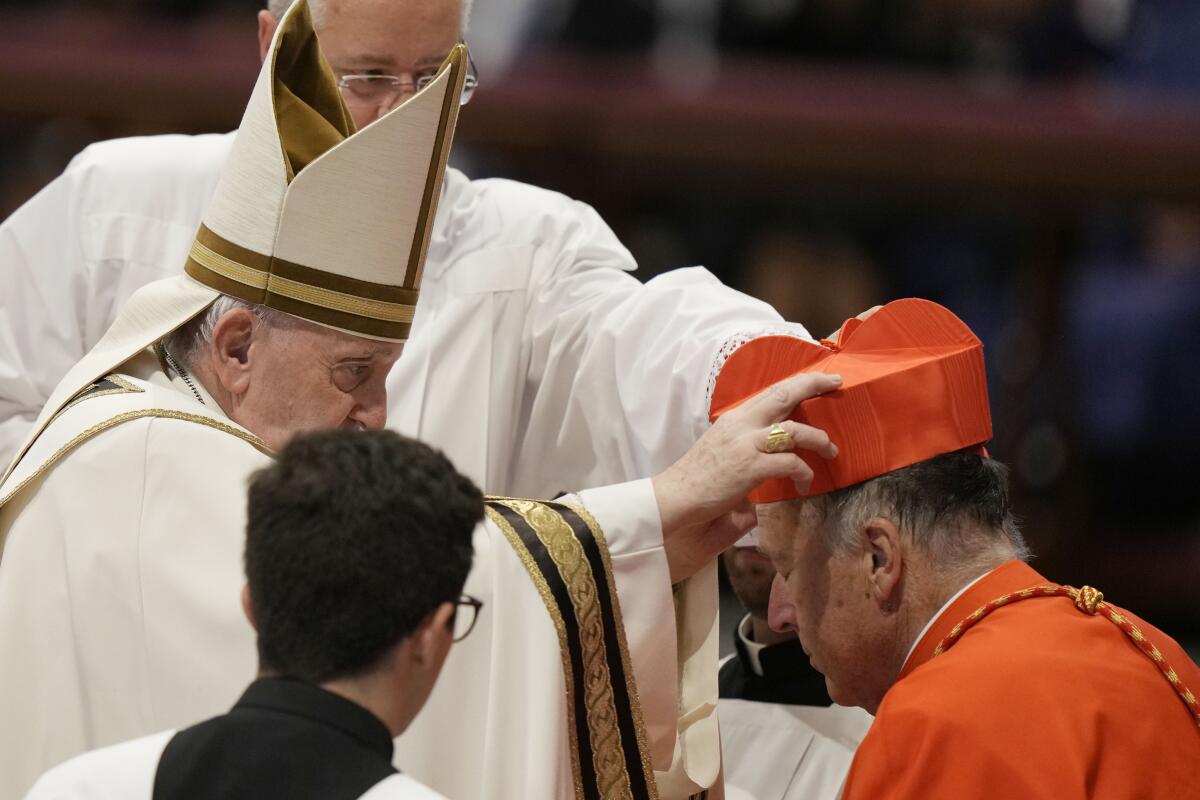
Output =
[
  {"x1": 723, "y1": 546, "x2": 776, "y2": 619},
  {"x1": 739, "y1": 232, "x2": 882, "y2": 337},
  {"x1": 259, "y1": 0, "x2": 463, "y2": 129}
]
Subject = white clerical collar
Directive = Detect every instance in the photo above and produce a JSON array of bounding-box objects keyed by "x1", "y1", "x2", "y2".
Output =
[
  {"x1": 900, "y1": 567, "x2": 994, "y2": 672},
  {"x1": 736, "y1": 614, "x2": 769, "y2": 677}
]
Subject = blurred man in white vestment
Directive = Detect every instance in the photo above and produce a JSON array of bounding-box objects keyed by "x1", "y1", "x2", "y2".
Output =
[
  {"x1": 0, "y1": 5, "x2": 842, "y2": 798},
  {"x1": 0, "y1": 0, "x2": 804, "y2": 498}
]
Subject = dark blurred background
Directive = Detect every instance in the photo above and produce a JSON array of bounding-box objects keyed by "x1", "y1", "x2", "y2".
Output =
[{"x1": 2, "y1": 0, "x2": 1198, "y2": 647}]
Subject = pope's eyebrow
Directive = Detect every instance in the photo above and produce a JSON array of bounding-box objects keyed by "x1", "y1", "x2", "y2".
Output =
[{"x1": 337, "y1": 348, "x2": 389, "y2": 361}]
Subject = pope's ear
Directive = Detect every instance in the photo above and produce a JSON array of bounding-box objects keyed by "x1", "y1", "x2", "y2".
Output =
[
  {"x1": 208, "y1": 308, "x2": 257, "y2": 396},
  {"x1": 860, "y1": 517, "x2": 903, "y2": 610}
]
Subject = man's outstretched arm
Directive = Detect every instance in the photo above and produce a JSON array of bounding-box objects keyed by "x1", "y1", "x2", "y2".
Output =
[
  {"x1": 564, "y1": 372, "x2": 842, "y2": 796},
  {"x1": 511, "y1": 192, "x2": 813, "y2": 496}
]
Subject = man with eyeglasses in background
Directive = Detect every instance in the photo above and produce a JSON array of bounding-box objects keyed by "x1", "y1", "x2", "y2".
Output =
[{"x1": 25, "y1": 430, "x2": 485, "y2": 800}]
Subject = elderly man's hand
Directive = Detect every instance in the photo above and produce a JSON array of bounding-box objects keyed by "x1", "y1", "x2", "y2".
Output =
[{"x1": 653, "y1": 371, "x2": 841, "y2": 583}]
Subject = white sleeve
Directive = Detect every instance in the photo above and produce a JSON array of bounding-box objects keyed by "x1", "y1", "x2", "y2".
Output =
[
  {"x1": 0, "y1": 161, "x2": 93, "y2": 465},
  {"x1": 518, "y1": 198, "x2": 811, "y2": 489},
  {"x1": 572, "y1": 480, "x2": 721, "y2": 794}
]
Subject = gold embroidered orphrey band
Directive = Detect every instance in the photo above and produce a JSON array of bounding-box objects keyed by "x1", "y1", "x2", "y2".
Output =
[
  {"x1": 185, "y1": 224, "x2": 419, "y2": 341},
  {"x1": 485, "y1": 498, "x2": 660, "y2": 800},
  {"x1": 0, "y1": 405, "x2": 272, "y2": 512},
  {"x1": 0, "y1": 393, "x2": 274, "y2": 558}
]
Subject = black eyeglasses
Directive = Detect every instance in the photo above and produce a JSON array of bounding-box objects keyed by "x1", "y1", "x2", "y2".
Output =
[{"x1": 451, "y1": 594, "x2": 484, "y2": 642}]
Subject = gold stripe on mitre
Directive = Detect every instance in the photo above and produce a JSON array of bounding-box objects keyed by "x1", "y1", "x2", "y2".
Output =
[
  {"x1": 185, "y1": 224, "x2": 419, "y2": 341},
  {"x1": 405, "y1": 43, "x2": 468, "y2": 292},
  {"x1": 180, "y1": 0, "x2": 468, "y2": 342}
]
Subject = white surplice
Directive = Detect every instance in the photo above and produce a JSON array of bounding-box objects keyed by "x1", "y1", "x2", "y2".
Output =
[
  {"x1": 0, "y1": 358, "x2": 693, "y2": 799},
  {"x1": 24, "y1": 732, "x2": 447, "y2": 800}
]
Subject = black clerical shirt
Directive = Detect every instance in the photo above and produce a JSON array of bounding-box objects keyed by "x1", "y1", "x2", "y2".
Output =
[
  {"x1": 153, "y1": 677, "x2": 397, "y2": 800},
  {"x1": 718, "y1": 614, "x2": 833, "y2": 705}
]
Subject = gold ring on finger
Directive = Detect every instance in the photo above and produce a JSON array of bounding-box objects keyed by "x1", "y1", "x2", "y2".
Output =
[{"x1": 764, "y1": 423, "x2": 794, "y2": 454}]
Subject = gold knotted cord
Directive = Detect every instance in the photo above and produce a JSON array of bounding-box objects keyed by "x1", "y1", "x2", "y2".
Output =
[{"x1": 933, "y1": 583, "x2": 1200, "y2": 729}]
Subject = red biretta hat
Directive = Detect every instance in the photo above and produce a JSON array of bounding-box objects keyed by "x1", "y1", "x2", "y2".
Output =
[{"x1": 709, "y1": 298, "x2": 992, "y2": 503}]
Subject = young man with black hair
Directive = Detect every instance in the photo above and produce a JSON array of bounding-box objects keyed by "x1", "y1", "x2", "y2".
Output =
[{"x1": 25, "y1": 429, "x2": 484, "y2": 799}]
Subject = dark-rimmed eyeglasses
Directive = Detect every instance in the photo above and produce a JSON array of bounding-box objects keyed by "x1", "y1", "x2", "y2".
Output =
[{"x1": 451, "y1": 593, "x2": 484, "y2": 642}]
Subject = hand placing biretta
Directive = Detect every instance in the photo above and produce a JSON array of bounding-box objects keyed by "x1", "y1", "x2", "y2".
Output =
[{"x1": 709, "y1": 298, "x2": 992, "y2": 502}]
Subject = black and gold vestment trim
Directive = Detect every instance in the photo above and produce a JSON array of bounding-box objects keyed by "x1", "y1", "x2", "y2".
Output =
[{"x1": 485, "y1": 498, "x2": 659, "y2": 800}]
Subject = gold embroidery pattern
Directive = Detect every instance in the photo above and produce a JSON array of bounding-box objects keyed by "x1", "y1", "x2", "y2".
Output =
[
  {"x1": 189, "y1": 239, "x2": 270, "y2": 289},
  {"x1": 510, "y1": 499, "x2": 634, "y2": 800},
  {"x1": 933, "y1": 583, "x2": 1200, "y2": 729},
  {"x1": 483, "y1": 505, "x2": 587, "y2": 800},
  {"x1": 560, "y1": 501, "x2": 659, "y2": 795},
  {"x1": 266, "y1": 273, "x2": 417, "y2": 324},
  {"x1": 189, "y1": 240, "x2": 417, "y2": 324},
  {"x1": 0, "y1": 409, "x2": 272, "y2": 513}
]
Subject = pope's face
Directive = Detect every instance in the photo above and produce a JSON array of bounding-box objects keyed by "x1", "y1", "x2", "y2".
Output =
[
  {"x1": 312, "y1": 0, "x2": 462, "y2": 129},
  {"x1": 237, "y1": 318, "x2": 402, "y2": 451},
  {"x1": 757, "y1": 500, "x2": 892, "y2": 712}
]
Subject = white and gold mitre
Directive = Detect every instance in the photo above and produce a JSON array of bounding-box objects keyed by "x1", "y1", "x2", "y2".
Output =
[
  {"x1": 1, "y1": 0, "x2": 464, "y2": 482},
  {"x1": 186, "y1": 0, "x2": 464, "y2": 341}
]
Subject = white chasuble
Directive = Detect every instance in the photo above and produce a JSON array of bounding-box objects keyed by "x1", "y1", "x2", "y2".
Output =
[
  {"x1": 1, "y1": 363, "x2": 716, "y2": 799},
  {"x1": 0, "y1": 357, "x2": 272, "y2": 800}
]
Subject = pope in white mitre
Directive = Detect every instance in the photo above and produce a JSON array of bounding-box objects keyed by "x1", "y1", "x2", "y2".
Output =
[{"x1": 0, "y1": 3, "x2": 843, "y2": 798}]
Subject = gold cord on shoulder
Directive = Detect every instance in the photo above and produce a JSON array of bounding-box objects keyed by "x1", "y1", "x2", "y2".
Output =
[{"x1": 933, "y1": 582, "x2": 1200, "y2": 730}]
